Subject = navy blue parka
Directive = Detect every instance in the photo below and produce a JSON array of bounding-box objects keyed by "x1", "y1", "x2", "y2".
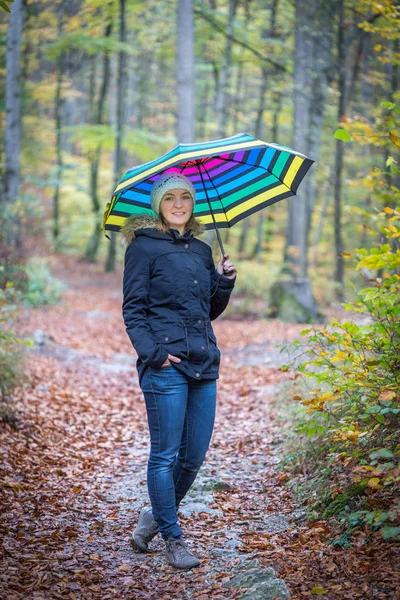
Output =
[{"x1": 121, "y1": 214, "x2": 236, "y2": 388}]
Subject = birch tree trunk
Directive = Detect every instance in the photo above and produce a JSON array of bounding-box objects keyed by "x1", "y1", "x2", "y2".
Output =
[
  {"x1": 2, "y1": 0, "x2": 25, "y2": 249},
  {"x1": 177, "y1": 0, "x2": 195, "y2": 142}
]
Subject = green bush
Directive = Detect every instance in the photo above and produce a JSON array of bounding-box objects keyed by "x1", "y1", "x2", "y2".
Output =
[
  {"x1": 281, "y1": 206, "x2": 400, "y2": 540},
  {"x1": 22, "y1": 257, "x2": 66, "y2": 307},
  {"x1": 0, "y1": 283, "x2": 34, "y2": 422}
]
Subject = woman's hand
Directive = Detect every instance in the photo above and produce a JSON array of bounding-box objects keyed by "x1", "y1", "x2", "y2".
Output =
[
  {"x1": 161, "y1": 354, "x2": 181, "y2": 368},
  {"x1": 216, "y1": 253, "x2": 237, "y2": 279}
]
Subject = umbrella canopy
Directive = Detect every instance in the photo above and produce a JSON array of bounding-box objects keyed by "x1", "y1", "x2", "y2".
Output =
[{"x1": 102, "y1": 132, "x2": 314, "y2": 240}]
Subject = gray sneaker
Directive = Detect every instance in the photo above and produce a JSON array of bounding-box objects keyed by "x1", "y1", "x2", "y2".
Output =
[
  {"x1": 165, "y1": 537, "x2": 201, "y2": 570},
  {"x1": 131, "y1": 506, "x2": 159, "y2": 552}
]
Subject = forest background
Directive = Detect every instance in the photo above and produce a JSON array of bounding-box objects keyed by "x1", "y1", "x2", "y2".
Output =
[
  {"x1": 1, "y1": 0, "x2": 398, "y2": 310},
  {"x1": 0, "y1": 0, "x2": 399, "y2": 593}
]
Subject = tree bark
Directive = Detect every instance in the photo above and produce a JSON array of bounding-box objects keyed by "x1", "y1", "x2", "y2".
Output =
[
  {"x1": 253, "y1": 0, "x2": 279, "y2": 262},
  {"x1": 85, "y1": 20, "x2": 112, "y2": 263},
  {"x1": 106, "y1": 0, "x2": 126, "y2": 272},
  {"x1": 177, "y1": 0, "x2": 195, "y2": 142},
  {"x1": 2, "y1": 0, "x2": 25, "y2": 250},
  {"x1": 52, "y1": 4, "x2": 64, "y2": 246},
  {"x1": 238, "y1": 217, "x2": 250, "y2": 256},
  {"x1": 279, "y1": 0, "x2": 338, "y2": 320},
  {"x1": 215, "y1": 0, "x2": 238, "y2": 138},
  {"x1": 310, "y1": 165, "x2": 333, "y2": 269},
  {"x1": 333, "y1": 0, "x2": 345, "y2": 300},
  {"x1": 283, "y1": 0, "x2": 314, "y2": 278}
]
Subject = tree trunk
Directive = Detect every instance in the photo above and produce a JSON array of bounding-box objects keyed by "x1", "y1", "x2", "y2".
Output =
[
  {"x1": 197, "y1": 72, "x2": 210, "y2": 140},
  {"x1": 177, "y1": 0, "x2": 195, "y2": 142},
  {"x1": 238, "y1": 218, "x2": 250, "y2": 256},
  {"x1": 85, "y1": 21, "x2": 112, "y2": 263},
  {"x1": 359, "y1": 34, "x2": 373, "y2": 118},
  {"x1": 279, "y1": 0, "x2": 338, "y2": 321},
  {"x1": 283, "y1": 0, "x2": 314, "y2": 279},
  {"x1": 2, "y1": 0, "x2": 25, "y2": 250},
  {"x1": 254, "y1": 0, "x2": 279, "y2": 137},
  {"x1": 310, "y1": 165, "x2": 333, "y2": 269},
  {"x1": 52, "y1": 4, "x2": 64, "y2": 246},
  {"x1": 230, "y1": 59, "x2": 244, "y2": 133},
  {"x1": 253, "y1": 0, "x2": 279, "y2": 262},
  {"x1": 333, "y1": 0, "x2": 345, "y2": 300},
  {"x1": 215, "y1": 0, "x2": 238, "y2": 138},
  {"x1": 106, "y1": 0, "x2": 126, "y2": 272}
]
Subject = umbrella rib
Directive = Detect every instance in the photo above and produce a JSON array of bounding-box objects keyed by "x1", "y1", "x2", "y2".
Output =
[
  {"x1": 200, "y1": 161, "x2": 230, "y2": 223},
  {"x1": 196, "y1": 161, "x2": 226, "y2": 253}
]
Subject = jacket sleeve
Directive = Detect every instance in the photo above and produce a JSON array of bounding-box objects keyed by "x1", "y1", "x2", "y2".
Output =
[
  {"x1": 209, "y1": 251, "x2": 236, "y2": 321},
  {"x1": 122, "y1": 242, "x2": 169, "y2": 368}
]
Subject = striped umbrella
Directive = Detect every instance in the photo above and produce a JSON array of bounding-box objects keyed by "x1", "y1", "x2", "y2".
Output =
[{"x1": 102, "y1": 132, "x2": 314, "y2": 254}]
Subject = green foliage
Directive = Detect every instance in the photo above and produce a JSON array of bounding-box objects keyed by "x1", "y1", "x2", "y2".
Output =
[
  {"x1": 0, "y1": 0, "x2": 14, "y2": 14},
  {"x1": 334, "y1": 129, "x2": 351, "y2": 142},
  {"x1": 1, "y1": 253, "x2": 66, "y2": 307},
  {"x1": 283, "y1": 206, "x2": 400, "y2": 538},
  {"x1": 22, "y1": 257, "x2": 66, "y2": 307},
  {"x1": 231, "y1": 259, "x2": 280, "y2": 298},
  {"x1": 0, "y1": 283, "x2": 33, "y2": 420},
  {"x1": 64, "y1": 126, "x2": 174, "y2": 161},
  {"x1": 45, "y1": 33, "x2": 135, "y2": 61},
  {"x1": 0, "y1": 255, "x2": 63, "y2": 419}
]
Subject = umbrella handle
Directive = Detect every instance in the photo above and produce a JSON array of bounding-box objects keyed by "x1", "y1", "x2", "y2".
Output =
[
  {"x1": 196, "y1": 160, "x2": 234, "y2": 277},
  {"x1": 214, "y1": 227, "x2": 234, "y2": 275}
]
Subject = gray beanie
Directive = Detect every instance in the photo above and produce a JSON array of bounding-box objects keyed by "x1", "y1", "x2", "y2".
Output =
[{"x1": 150, "y1": 173, "x2": 196, "y2": 215}]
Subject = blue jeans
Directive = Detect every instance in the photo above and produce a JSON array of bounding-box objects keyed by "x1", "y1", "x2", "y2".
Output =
[{"x1": 140, "y1": 364, "x2": 217, "y2": 540}]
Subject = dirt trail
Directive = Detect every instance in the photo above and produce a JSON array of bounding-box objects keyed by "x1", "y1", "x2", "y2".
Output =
[{"x1": 1, "y1": 256, "x2": 397, "y2": 600}]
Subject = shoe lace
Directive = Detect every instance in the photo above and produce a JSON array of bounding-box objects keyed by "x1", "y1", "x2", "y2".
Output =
[{"x1": 169, "y1": 538, "x2": 193, "y2": 556}]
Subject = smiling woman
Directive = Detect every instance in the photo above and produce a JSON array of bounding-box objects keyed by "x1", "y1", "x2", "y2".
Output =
[
  {"x1": 159, "y1": 188, "x2": 194, "y2": 234},
  {"x1": 121, "y1": 172, "x2": 237, "y2": 570}
]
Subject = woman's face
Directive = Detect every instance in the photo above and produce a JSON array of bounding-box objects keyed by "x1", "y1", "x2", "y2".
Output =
[{"x1": 159, "y1": 188, "x2": 193, "y2": 231}]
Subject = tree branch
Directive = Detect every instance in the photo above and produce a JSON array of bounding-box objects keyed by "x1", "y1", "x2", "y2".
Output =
[{"x1": 193, "y1": 5, "x2": 289, "y2": 73}]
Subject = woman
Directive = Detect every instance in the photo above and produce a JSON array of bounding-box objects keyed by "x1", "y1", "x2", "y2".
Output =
[{"x1": 121, "y1": 172, "x2": 237, "y2": 570}]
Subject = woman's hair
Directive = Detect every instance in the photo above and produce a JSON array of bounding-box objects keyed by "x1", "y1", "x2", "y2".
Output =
[{"x1": 158, "y1": 199, "x2": 197, "y2": 234}]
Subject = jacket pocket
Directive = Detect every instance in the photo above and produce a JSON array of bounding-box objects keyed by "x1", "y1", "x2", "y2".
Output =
[
  {"x1": 149, "y1": 326, "x2": 188, "y2": 365},
  {"x1": 150, "y1": 326, "x2": 186, "y2": 345}
]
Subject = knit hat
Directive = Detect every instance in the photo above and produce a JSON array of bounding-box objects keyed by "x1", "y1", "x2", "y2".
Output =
[{"x1": 150, "y1": 173, "x2": 196, "y2": 215}]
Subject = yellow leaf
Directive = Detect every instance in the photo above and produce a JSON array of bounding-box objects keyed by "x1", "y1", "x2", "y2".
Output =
[
  {"x1": 311, "y1": 585, "x2": 327, "y2": 595},
  {"x1": 332, "y1": 351, "x2": 348, "y2": 362},
  {"x1": 384, "y1": 207, "x2": 394, "y2": 214},
  {"x1": 341, "y1": 252, "x2": 352, "y2": 257},
  {"x1": 379, "y1": 390, "x2": 396, "y2": 402},
  {"x1": 389, "y1": 131, "x2": 400, "y2": 147},
  {"x1": 368, "y1": 477, "x2": 381, "y2": 488}
]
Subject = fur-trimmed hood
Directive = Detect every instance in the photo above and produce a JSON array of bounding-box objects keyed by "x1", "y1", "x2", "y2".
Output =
[{"x1": 120, "y1": 214, "x2": 206, "y2": 245}]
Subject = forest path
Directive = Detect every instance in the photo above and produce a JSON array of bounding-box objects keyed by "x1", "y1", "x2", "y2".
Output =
[{"x1": 1, "y1": 255, "x2": 395, "y2": 600}]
